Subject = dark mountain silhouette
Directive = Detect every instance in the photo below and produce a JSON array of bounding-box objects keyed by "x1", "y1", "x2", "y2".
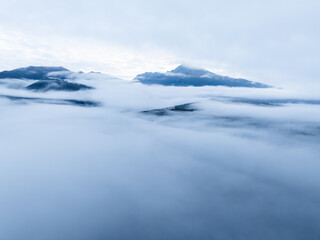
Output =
[
  {"x1": 26, "y1": 79, "x2": 93, "y2": 92},
  {"x1": 0, "y1": 66, "x2": 70, "y2": 80},
  {"x1": 135, "y1": 65, "x2": 271, "y2": 88}
]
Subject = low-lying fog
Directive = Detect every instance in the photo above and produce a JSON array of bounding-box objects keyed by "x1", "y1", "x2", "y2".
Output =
[{"x1": 0, "y1": 74, "x2": 319, "y2": 240}]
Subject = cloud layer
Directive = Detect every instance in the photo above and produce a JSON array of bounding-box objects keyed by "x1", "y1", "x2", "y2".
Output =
[{"x1": 0, "y1": 72, "x2": 319, "y2": 239}]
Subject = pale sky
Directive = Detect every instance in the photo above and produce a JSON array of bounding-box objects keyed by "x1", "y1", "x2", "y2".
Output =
[{"x1": 0, "y1": 0, "x2": 319, "y2": 89}]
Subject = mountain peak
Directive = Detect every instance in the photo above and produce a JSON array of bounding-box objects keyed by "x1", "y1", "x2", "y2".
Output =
[
  {"x1": 170, "y1": 65, "x2": 212, "y2": 77},
  {"x1": 135, "y1": 65, "x2": 271, "y2": 88},
  {"x1": 0, "y1": 66, "x2": 70, "y2": 80}
]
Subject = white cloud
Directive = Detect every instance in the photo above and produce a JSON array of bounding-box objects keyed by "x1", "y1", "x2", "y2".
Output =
[
  {"x1": 0, "y1": 75, "x2": 320, "y2": 239},
  {"x1": 0, "y1": 27, "x2": 178, "y2": 80}
]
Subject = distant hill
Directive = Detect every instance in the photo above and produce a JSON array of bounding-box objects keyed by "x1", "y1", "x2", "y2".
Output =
[
  {"x1": 0, "y1": 66, "x2": 70, "y2": 80},
  {"x1": 26, "y1": 79, "x2": 93, "y2": 92},
  {"x1": 135, "y1": 65, "x2": 271, "y2": 88}
]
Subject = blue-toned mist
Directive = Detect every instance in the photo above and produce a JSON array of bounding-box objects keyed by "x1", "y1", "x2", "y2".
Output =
[{"x1": 0, "y1": 66, "x2": 320, "y2": 240}]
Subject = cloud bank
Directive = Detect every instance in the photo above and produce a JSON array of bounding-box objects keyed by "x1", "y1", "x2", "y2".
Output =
[{"x1": 0, "y1": 72, "x2": 319, "y2": 239}]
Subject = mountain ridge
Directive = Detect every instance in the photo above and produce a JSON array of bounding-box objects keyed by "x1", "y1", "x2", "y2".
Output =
[
  {"x1": 135, "y1": 65, "x2": 271, "y2": 88},
  {"x1": 0, "y1": 66, "x2": 70, "y2": 80}
]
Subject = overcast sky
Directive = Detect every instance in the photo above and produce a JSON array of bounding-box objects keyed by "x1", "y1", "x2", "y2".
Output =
[
  {"x1": 0, "y1": 0, "x2": 319, "y2": 89},
  {"x1": 1, "y1": 2, "x2": 320, "y2": 238}
]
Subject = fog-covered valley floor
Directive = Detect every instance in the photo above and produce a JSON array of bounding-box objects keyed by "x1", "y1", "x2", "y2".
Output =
[{"x1": 1, "y1": 73, "x2": 320, "y2": 240}]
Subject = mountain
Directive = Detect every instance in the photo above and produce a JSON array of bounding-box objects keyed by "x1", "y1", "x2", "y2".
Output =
[
  {"x1": 26, "y1": 79, "x2": 93, "y2": 92},
  {"x1": 135, "y1": 65, "x2": 271, "y2": 88},
  {"x1": 0, "y1": 66, "x2": 70, "y2": 80}
]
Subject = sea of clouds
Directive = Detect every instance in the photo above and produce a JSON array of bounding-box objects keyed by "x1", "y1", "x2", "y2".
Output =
[{"x1": 0, "y1": 73, "x2": 319, "y2": 240}]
